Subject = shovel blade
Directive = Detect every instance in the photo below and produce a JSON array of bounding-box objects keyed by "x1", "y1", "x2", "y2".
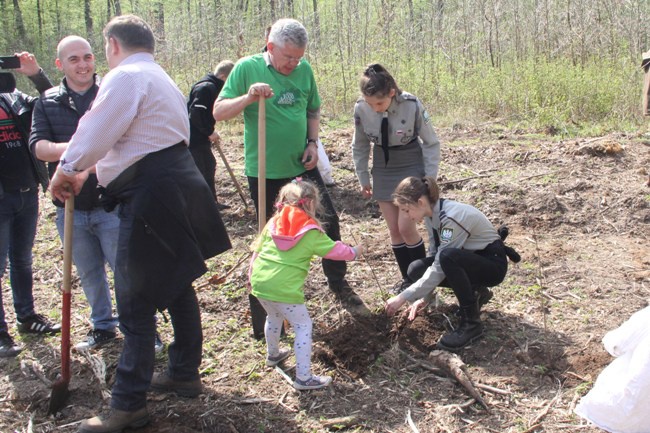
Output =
[{"x1": 48, "y1": 378, "x2": 70, "y2": 414}]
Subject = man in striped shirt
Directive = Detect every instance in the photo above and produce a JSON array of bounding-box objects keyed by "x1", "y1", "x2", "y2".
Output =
[{"x1": 50, "y1": 15, "x2": 231, "y2": 433}]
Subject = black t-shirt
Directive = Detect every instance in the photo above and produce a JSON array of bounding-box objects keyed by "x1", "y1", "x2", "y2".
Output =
[
  {"x1": 70, "y1": 88, "x2": 95, "y2": 118},
  {"x1": 0, "y1": 104, "x2": 37, "y2": 191}
]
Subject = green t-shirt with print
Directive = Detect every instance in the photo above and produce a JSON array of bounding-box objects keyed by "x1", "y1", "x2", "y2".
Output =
[{"x1": 219, "y1": 53, "x2": 321, "y2": 179}]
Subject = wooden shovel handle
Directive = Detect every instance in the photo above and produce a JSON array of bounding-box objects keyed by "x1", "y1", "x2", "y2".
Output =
[{"x1": 258, "y1": 95, "x2": 266, "y2": 232}]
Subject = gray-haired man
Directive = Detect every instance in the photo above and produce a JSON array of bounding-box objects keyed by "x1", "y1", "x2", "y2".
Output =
[{"x1": 214, "y1": 18, "x2": 360, "y2": 306}]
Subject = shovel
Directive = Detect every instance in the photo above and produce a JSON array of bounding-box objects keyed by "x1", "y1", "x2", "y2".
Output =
[
  {"x1": 257, "y1": 95, "x2": 267, "y2": 229},
  {"x1": 250, "y1": 95, "x2": 268, "y2": 339},
  {"x1": 48, "y1": 194, "x2": 74, "y2": 414},
  {"x1": 213, "y1": 139, "x2": 249, "y2": 208}
]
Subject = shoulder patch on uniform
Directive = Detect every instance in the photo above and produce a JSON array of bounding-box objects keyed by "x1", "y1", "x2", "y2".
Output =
[
  {"x1": 440, "y1": 227, "x2": 454, "y2": 243},
  {"x1": 422, "y1": 109, "x2": 431, "y2": 124}
]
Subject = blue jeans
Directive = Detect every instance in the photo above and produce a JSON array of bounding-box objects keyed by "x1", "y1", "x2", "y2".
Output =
[
  {"x1": 0, "y1": 189, "x2": 39, "y2": 334},
  {"x1": 55, "y1": 207, "x2": 120, "y2": 332},
  {"x1": 111, "y1": 200, "x2": 203, "y2": 411}
]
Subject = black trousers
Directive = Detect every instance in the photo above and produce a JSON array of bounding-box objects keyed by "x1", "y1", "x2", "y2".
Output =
[
  {"x1": 407, "y1": 240, "x2": 507, "y2": 306},
  {"x1": 247, "y1": 167, "x2": 346, "y2": 286},
  {"x1": 189, "y1": 145, "x2": 217, "y2": 200}
]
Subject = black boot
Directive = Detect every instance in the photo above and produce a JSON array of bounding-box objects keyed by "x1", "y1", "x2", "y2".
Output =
[
  {"x1": 406, "y1": 239, "x2": 426, "y2": 262},
  {"x1": 390, "y1": 244, "x2": 412, "y2": 294},
  {"x1": 392, "y1": 244, "x2": 411, "y2": 279},
  {"x1": 476, "y1": 286, "x2": 493, "y2": 309},
  {"x1": 453, "y1": 286, "x2": 493, "y2": 317},
  {"x1": 438, "y1": 302, "x2": 483, "y2": 351}
]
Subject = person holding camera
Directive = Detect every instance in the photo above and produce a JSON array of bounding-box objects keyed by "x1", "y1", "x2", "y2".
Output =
[{"x1": 0, "y1": 52, "x2": 60, "y2": 358}]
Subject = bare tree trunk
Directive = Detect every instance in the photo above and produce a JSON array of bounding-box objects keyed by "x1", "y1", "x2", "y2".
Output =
[
  {"x1": 334, "y1": 0, "x2": 348, "y2": 110},
  {"x1": 85, "y1": 0, "x2": 94, "y2": 41},
  {"x1": 153, "y1": 1, "x2": 165, "y2": 43},
  {"x1": 270, "y1": 0, "x2": 276, "y2": 22},
  {"x1": 566, "y1": 0, "x2": 575, "y2": 65},
  {"x1": 0, "y1": 0, "x2": 8, "y2": 47},
  {"x1": 12, "y1": 0, "x2": 26, "y2": 40},
  {"x1": 114, "y1": 0, "x2": 122, "y2": 15},
  {"x1": 36, "y1": 0, "x2": 44, "y2": 45},
  {"x1": 544, "y1": 0, "x2": 550, "y2": 60},
  {"x1": 492, "y1": 0, "x2": 501, "y2": 68},
  {"x1": 312, "y1": 0, "x2": 320, "y2": 48}
]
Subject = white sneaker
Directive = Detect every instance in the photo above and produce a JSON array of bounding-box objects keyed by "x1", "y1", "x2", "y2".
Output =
[
  {"x1": 265, "y1": 349, "x2": 291, "y2": 367},
  {"x1": 293, "y1": 375, "x2": 332, "y2": 390}
]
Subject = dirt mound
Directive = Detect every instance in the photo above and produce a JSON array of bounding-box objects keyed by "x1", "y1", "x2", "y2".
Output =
[
  {"x1": 314, "y1": 313, "x2": 391, "y2": 378},
  {"x1": 315, "y1": 305, "x2": 461, "y2": 378}
]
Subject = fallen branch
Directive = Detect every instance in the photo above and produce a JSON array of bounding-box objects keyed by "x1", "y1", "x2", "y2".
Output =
[
  {"x1": 528, "y1": 394, "x2": 559, "y2": 427},
  {"x1": 22, "y1": 360, "x2": 51, "y2": 388},
  {"x1": 274, "y1": 366, "x2": 295, "y2": 387},
  {"x1": 406, "y1": 409, "x2": 420, "y2": 433},
  {"x1": 440, "y1": 398, "x2": 477, "y2": 412},
  {"x1": 521, "y1": 423, "x2": 542, "y2": 433},
  {"x1": 429, "y1": 350, "x2": 490, "y2": 412},
  {"x1": 196, "y1": 252, "x2": 251, "y2": 290},
  {"x1": 400, "y1": 350, "x2": 445, "y2": 376},
  {"x1": 320, "y1": 415, "x2": 360, "y2": 430},
  {"x1": 520, "y1": 170, "x2": 559, "y2": 181},
  {"x1": 232, "y1": 397, "x2": 274, "y2": 404},
  {"x1": 476, "y1": 383, "x2": 511, "y2": 395},
  {"x1": 278, "y1": 391, "x2": 297, "y2": 413},
  {"x1": 438, "y1": 174, "x2": 492, "y2": 187}
]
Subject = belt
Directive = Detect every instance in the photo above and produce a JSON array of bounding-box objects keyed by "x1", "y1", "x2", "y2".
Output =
[{"x1": 4, "y1": 186, "x2": 34, "y2": 193}]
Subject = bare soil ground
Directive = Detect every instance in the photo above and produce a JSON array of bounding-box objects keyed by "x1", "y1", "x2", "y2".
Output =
[{"x1": 1, "y1": 125, "x2": 649, "y2": 433}]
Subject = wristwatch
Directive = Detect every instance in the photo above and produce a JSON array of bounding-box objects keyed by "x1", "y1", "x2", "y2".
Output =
[{"x1": 307, "y1": 139, "x2": 317, "y2": 146}]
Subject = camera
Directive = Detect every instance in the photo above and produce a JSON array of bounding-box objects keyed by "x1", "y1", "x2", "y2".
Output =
[{"x1": 0, "y1": 55, "x2": 21, "y2": 69}]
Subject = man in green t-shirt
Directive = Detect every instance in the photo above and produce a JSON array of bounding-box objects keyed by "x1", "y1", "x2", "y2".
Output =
[{"x1": 214, "y1": 18, "x2": 360, "y2": 305}]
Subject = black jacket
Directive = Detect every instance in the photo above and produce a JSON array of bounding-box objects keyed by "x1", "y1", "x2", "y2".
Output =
[
  {"x1": 29, "y1": 75, "x2": 102, "y2": 210},
  {"x1": 188, "y1": 73, "x2": 224, "y2": 149},
  {"x1": 0, "y1": 70, "x2": 52, "y2": 194},
  {"x1": 103, "y1": 143, "x2": 232, "y2": 310}
]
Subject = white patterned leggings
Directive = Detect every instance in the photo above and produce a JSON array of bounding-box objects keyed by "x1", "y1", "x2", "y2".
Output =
[{"x1": 258, "y1": 299, "x2": 313, "y2": 381}]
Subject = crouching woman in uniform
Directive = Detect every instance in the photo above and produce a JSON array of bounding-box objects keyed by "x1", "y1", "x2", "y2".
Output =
[{"x1": 385, "y1": 176, "x2": 519, "y2": 351}]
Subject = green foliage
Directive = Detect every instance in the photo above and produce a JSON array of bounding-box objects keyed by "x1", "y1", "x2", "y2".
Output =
[{"x1": 2, "y1": 0, "x2": 648, "y2": 133}]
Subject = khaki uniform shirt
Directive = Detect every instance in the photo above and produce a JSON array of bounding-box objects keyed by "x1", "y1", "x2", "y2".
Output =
[{"x1": 352, "y1": 91, "x2": 440, "y2": 187}]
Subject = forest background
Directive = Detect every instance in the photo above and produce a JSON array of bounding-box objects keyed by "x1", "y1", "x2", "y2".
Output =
[{"x1": 1, "y1": 0, "x2": 650, "y2": 133}]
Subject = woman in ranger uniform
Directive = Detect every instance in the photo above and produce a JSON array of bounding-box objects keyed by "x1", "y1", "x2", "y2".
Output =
[
  {"x1": 352, "y1": 64, "x2": 440, "y2": 294},
  {"x1": 385, "y1": 176, "x2": 520, "y2": 351}
]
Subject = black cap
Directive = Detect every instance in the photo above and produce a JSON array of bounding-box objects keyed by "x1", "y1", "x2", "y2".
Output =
[{"x1": 0, "y1": 72, "x2": 16, "y2": 93}]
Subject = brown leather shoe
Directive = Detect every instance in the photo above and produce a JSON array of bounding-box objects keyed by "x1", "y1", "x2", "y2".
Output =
[
  {"x1": 78, "y1": 407, "x2": 149, "y2": 433},
  {"x1": 149, "y1": 371, "x2": 202, "y2": 397}
]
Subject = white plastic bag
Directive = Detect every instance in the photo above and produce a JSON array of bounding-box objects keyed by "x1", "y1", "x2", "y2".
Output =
[
  {"x1": 575, "y1": 306, "x2": 650, "y2": 433},
  {"x1": 316, "y1": 139, "x2": 335, "y2": 186}
]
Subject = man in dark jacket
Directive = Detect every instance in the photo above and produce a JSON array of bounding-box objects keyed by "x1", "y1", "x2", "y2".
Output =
[
  {"x1": 31, "y1": 36, "x2": 156, "y2": 351},
  {"x1": 0, "y1": 52, "x2": 60, "y2": 358},
  {"x1": 188, "y1": 60, "x2": 233, "y2": 209}
]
